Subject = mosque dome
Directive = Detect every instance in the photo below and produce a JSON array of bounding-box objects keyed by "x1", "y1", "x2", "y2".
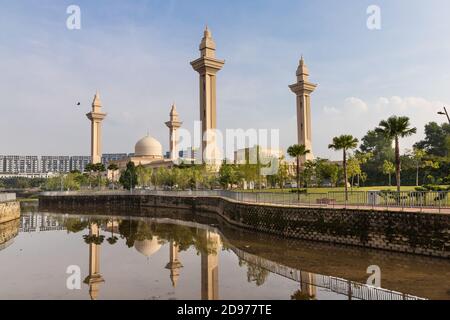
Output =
[
  {"x1": 135, "y1": 135, "x2": 163, "y2": 157},
  {"x1": 134, "y1": 237, "x2": 162, "y2": 257}
]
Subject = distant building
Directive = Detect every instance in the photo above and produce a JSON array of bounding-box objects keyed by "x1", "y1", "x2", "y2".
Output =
[
  {"x1": 0, "y1": 156, "x2": 39, "y2": 174},
  {"x1": 234, "y1": 146, "x2": 283, "y2": 165},
  {"x1": 178, "y1": 147, "x2": 201, "y2": 164},
  {"x1": 40, "y1": 156, "x2": 71, "y2": 173},
  {"x1": 101, "y1": 154, "x2": 128, "y2": 166},
  {"x1": 0, "y1": 154, "x2": 126, "y2": 176},
  {"x1": 70, "y1": 156, "x2": 91, "y2": 172}
]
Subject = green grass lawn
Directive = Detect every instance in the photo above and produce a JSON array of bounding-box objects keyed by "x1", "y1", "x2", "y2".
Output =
[{"x1": 237, "y1": 186, "x2": 420, "y2": 193}]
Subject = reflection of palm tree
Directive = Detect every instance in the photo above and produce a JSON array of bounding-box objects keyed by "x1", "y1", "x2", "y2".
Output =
[
  {"x1": 83, "y1": 234, "x2": 105, "y2": 245},
  {"x1": 107, "y1": 235, "x2": 118, "y2": 245},
  {"x1": 291, "y1": 289, "x2": 316, "y2": 300},
  {"x1": 107, "y1": 220, "x2": 118, "y2": 245}
]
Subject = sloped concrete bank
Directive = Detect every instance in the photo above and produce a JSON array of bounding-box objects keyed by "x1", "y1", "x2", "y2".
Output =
[
  {"x1": 39, "y1": 194, "x2": 450, "y2": 258},
  {"x1": 0, "y1": 201, "x2": 20, "y2": 224}
]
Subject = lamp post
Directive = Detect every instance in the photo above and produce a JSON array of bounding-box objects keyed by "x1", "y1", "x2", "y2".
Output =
[{"x1": 437, "y1": 107, "x2": 450, "y2": 124}]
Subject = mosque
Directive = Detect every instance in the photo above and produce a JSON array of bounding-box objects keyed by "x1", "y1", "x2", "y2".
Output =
[
  {"x1": 110, "y1": 103, "x2": 182, "y2": 171},
  {"x1": 86, "y1": 26, "x2": 317, "y2": 171}
]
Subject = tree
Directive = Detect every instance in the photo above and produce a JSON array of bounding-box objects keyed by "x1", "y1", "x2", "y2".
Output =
[
  {"x1": 119, "y1": 162, "x2": 138, "y2": 190},
  {"x1": 382, "y1": 160, "x2": 395, "y2": 186},
  {"x1": 302, "y1": 160, "x2": 316, "y2": 188},
  {"x1": 136, "y1": 165, "x2": 152, "y2": 188},
  {"x1": 411, "y1": 148, "x2": 426, "y2": 186},
  {"x1": 354, "y1": 152, "x2": 373, "y2": 186},
  {"x1": 287, "y1": 144, "x2": 310, "y2": 190},
  {"x1": 275, "y1": 157, "x2": 290, "y2": 189},
  {"x1": 375, "y1": 116, "x2": 417, "y2": 192},
  {"x1": 219, "y1": 163, "x2": 239, "y2": 189},
  {"x1": 328, "y1": 135, "x2": 359, "y2": 200},
  {"x1": 315, "y1": 160, "x2": 340, "y2": 187},
  {"x1": 347, "y1": 157, "x2": 362, "y2": 189},
  {"x1": 414, "y1": 122, "x2": 450, "y2": 157},
  {"x1": 107, "y1": 163, "x2": 119, "y2": 190}
]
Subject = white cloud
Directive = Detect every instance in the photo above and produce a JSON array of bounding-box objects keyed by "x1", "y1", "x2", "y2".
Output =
[{"x1": 314, "y1": 96, "x2": 447, "y2": 160}]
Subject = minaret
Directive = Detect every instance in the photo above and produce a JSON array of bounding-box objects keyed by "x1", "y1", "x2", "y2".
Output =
[
  {"x1": 165, "y1": 104, "x2": 183, "y2": 161},
  {"x1": 200, "y1": 230, "x2": 221, "y2": 300},
  {"x1": 300, "y1": 271, "x2": 317, "y2": 299},
  {"x1": 289, "y1": 57, "x2": 317, "y2": 163},
  {"x1": 86, "y1": 91, "x2": 107, "y2": 164},
  {"x1": 165, "y1": 241, "x2": 183, "y2": 287},
  {"x1": 83, "y1": 223, "x2": 104, "y2": 300},
  {"x1": 190, "y1": 26, "x2": 225, "y2": 163}
]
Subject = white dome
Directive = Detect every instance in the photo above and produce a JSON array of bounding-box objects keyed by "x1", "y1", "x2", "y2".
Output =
[
  {"x1": 135, "y1": 135, "x2": 163, "y2": 157},
  {"x1": 134, "y1": 237, "x2": 162, "y2": 257}
]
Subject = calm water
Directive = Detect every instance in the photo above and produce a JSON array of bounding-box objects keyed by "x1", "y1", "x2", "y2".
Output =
[{"x1": 0, "y1": 206, "x2": 449, "y2": 300}]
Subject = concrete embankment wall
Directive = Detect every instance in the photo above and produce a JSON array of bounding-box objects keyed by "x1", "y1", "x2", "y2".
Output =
[
  {"x1": 0, "y1": 201, "x2": 20, "y2": 224},
  {"x1": 39, "y1": 194, "x2": 450, "y2": 258}
]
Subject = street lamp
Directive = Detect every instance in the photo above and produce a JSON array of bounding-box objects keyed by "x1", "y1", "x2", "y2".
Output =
[{"x1": 437, "y1": 107, "x2": 450, "y2": 124}]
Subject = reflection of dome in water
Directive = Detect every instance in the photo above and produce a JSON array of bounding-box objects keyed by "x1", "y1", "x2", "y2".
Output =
[
  {"x1": 134, "y1": 135, "x2": 163, "y2": 157},
  {"x1": 134, "y1": 237, "x2": 162, "y2": 257}
]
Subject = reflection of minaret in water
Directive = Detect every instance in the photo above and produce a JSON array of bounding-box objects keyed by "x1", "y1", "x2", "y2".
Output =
[
  {"x1": 300, "y1": 271, "x2": 317, "y2": 298},
  {"x1": 84, "y1": 223, "x2": 104, "y2": 300},
  {"x1": 201, "y1": 230, "x2": 221, "y2": 300},
  {"x1": 165, "y1": 241, "x2": 183, "y2": 287}
]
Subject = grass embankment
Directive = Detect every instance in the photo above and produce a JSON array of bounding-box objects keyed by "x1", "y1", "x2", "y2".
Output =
[{"x1": 237, "y1": 186, "x2": 419, "y2": 193}]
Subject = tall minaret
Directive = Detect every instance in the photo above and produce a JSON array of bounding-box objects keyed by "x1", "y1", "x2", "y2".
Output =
[
  {"x1": 289, "y1": 57, "x2": 317, "y2": 163},
  {"x1": 165, "y1": 241, "x2": 183, "y2": 287},
  {"x1": 190, "y1": 26, "x2": 225, "y2": 162},
  {"x1": 201, "y1": 230, "x2": 221, "y2": 300},
  {"x1": 165, "y1": 104, "x2": 183, "y2": 161},
  {"x1": 86, "y1": 91, "x2": 107, "y2": 164},
  {"x1": 83, "y1": 223, "x2": 104, "y2": 300}
]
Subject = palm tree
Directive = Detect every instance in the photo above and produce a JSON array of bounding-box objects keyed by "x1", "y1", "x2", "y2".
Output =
[
  {"x1": 287, "y1": 144, "x2": 310, "y2": 191},
  {"x1": 107, "y1": 164, "x2": 119, "y2": 190},
  {"x1": 328, "y1": 135, "x2": 359, "y2": 201},
  {"x1": 375, "y1": 116, "x2": 417, "y2": 192}
]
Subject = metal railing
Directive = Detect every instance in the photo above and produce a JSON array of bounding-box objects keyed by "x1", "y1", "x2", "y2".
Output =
[
  {"x1": 233, "y1": 246, "x2": 425, "y2": 300},
  {"x1": 0, "y1": 193, "x2": 16, "y2": 202},
  {"x1": 40, "y1": 189, "x2": 450, "y2": 213}
]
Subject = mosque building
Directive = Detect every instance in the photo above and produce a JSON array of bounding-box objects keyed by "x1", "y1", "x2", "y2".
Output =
[
  {"x1": 88, "y1": 26, "x2": 317, "y2": 174},
  {"x1": 110, "y1": 103, "x2": 181, "y2": 171}
]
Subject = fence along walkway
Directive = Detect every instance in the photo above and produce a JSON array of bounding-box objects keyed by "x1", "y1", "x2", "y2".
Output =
[{"x1": 41, "y1": 189, "x2": 450, "y2": 213}]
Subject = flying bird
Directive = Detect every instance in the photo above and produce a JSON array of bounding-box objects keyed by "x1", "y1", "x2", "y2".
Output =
[{"x1": 76, "y1": 102, "x2": 81, "y2": 107}]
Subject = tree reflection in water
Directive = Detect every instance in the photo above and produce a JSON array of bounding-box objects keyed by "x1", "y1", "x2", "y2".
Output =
[{"x1": 238, "y1": 259, "x2": 269, "y2": 286}]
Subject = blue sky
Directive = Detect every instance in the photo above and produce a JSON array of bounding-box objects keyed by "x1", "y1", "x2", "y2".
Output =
[{"x1": 1, "y1": 0, "x2": 450, "y2": 159}]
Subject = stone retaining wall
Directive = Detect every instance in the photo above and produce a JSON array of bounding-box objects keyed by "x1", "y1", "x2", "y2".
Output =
[
  {"x1": 39, "y1": 194, "x2": 450, "y2": 258},
  {"x1": 0, "y1": 201, "x2": 21, "y2": 224}
]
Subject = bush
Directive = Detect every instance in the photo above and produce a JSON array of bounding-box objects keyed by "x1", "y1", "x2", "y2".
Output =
[{"x1": 289, "y1": 188, "x2": 307, "y2": 194}]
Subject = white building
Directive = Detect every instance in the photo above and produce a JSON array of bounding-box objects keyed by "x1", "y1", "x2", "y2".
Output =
[{"x1": 234, "y1": 146, "x2": 283, "y2": 165}]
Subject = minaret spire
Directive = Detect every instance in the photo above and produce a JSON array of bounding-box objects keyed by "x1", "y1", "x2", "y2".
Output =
[
  {"x1": 191, "y1": 27, "x2": 225, "y2": 164},
  {"x1": 165, "y1": 103, "x2": 183, "y2": 161},
  {"x1": 86, "y1": 91, "x2": 107, "y2": 164},
  {"x1": 165, "y1": 241, "x2": 183, "y2": 288},
  {"x1": 289, "y1": 56, "x2": 317, "y2": 163}
]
